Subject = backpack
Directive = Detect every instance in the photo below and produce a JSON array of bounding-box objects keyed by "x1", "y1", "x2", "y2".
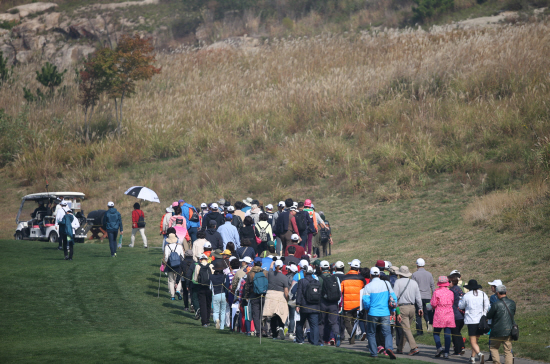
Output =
[
  {"x1": 266, "y1": 212, "x2": 274, "y2": 227},
  {"x1": 137, "y1": 210, "x2": 146, "y2": 228},
  {"x1": 321, "y1": 274, "x2": 340, "y2": 302},
  {"x1": 253, "y1": 271, "x2": 269, "y2": 295},
  {"x1": 257, "y1": 223, "x2": 269, "y2": 242},
  {"x1": 305, "y1": 277, "x2": 321, "y2": 304},
  {"x1": 167, "y1": 245, "x2": 181, "y2": 269},
  {"x1": 295, "y1": 211, "x2": 308, "y2": 233},
  {"x1": 224, "y1": 275, "x2": 235, "y2": 304},
  {"x1": 320, "y1": 226, "x2": 330, "y2": 244},
  {"x1": 231, "y1": 214, "x2": 243, "y2": 231},
  {"x1": 197, "y1": 265, "x2": 212, "y2": 285},
  {"x1": 175, "y1": 217, "x2": 184, "y2": 226},
  {"x1": 189, "y1": 207, "x2": 200, "y2": 223}
]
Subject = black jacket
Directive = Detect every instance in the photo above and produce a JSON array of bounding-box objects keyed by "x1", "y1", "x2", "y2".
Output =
[
  {"x1": 296, "y1": 274, "x2": 320, "y2": 314},
  {"x1": 210, "y1": 272, "x2": 226, "y2": 295},
  {"x1": 487, "y1": 297, "x2": 516, "y2": 338},
  {"x1": 181, "y1": 256, "x2": 195, "y2": 287},
  {"x1": 274, "y1": 210, "x2": 291, "y2": 236},
  {"x1": 205, "y1": 229, "x2": 224, "y2": 251},
  {"x1": 201, "y1": 212, "x2": 224, "y2": 231}
]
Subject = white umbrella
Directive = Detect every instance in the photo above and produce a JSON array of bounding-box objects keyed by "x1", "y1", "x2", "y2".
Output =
[{"x1": 124, "y1": 186, "x2": 160, "y2": 203}]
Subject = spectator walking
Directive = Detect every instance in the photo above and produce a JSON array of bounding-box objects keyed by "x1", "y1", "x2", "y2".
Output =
[
  {"x1": 194, "y1": 254, "x2": 214, "y2": 327},
  {"x1": 459, "y1": 279, "x2": 490, "y2": 364},
  {"x1": 130, "y1": 203, "x2": 148, "y2": 248},
  {"x1": 272, "y1": 201, "x2": 285, "y2": 254},
  {"x1": 180, "y1": 199, "x2": 201, "y2": 243},
  {"x1": 340, "y1": 259, "x2": 367, "y2": 345},
  {"x1": 169, "y1": 206, "x2": 191, "y2": 250},
  {"x1": 263, "y1": 260, "x2": 290, "y2": 340},
  {"x1": 285, "y1": 234, "x2": 305, "y2": 258},
  {"x1": 255, "y1": 213, "x2": 273, "y2": 256},
  {"x1": 102, "y1": 201, "x2": 123, "y2": 257},
  {"x1": 449, "y1": 276, "x2": 466, "y2": 355},
  {"x1": 318, "y1": 260, "x2": 342, "y2": 346},
  {"x1": 217, "y1": 213, "x2": 241, "y2": 249},
  {"x1": 274, "y1": 200, "x2": 300, "y2": 253},
  {"x1": 204, "y1": 220, "x2": 224, "y2": 251},
  {"x1": 295, "y1": 265, "x2": 322, "y2": 345},
  {"x1": 362, "y1": 267, "x2": 397, "y2": 359},
  {"x1": 411, "y1": 258, "x2": 435, "y2": 335},
  {"x1": 59, "y1": 209, "x2": 76, "y2": 260},
  {"x1": 164, "y1": 233, "x2": 184, "y2": 300},
  {"x1": 201, "y1": 203, "x2": 224, "y2": 231},
  {"x1": 192, "y1": 230, "x2": 208, "y2": 262},
  {"x1": 240, "y1": 216, "x2": 257, "y2": 254},
  {"x1": 393, "y1": 266, "x2": 422, "y2": 355},
  {"x1": 244, "y1": 257, "x2": 268, "y2": 337},
  {"x1": 431, "y1": 276, "x2": 456, "y2": 359},
  {"x1": 487, "y1": 279, "x2": 504, "y2": 361},
  {"x1": 487, "y1": 285, "x2": 516, "y2": 364},
  {"x1": 236, "y1": 239, "x2": 256, "y2": 261},
  {"x1": 211, "y1": 260, "x2": 227, "y2": 330}
]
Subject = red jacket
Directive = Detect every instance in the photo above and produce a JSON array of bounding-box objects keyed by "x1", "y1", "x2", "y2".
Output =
[
  {"x1": 132, "y1": 209, "x2": 144, "y2": 229},
  {"x1": 284, "y1": 244, "x2": 306, "y2": 259}
]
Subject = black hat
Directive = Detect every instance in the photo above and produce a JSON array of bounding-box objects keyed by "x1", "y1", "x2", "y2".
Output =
[{"x1": 464, "y1": 279, "x2": 482, "y2": 290}]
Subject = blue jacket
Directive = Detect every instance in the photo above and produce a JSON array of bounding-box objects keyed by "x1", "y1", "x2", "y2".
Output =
[
  {"x1": 181, "y1": 203, "x2": 201, "y2": 229},
  {"x1": 102, "y1": 208, "x2": 123, "y2": 232},
  {"x1": 217, "y1": 221, "x2": 241, "y2": 249},
  {"x1": 241, "y1": 206, "x2": 251, "y2": 213},
  {"x1": 261, "y1": 257, "x2": 274, "y2": 271},
  {"x1": 60, "y1": 214, "x2": 74, "y2": 238},
  {"x1": 362, "y1": 277, "x2": 397, "y2": 317}
]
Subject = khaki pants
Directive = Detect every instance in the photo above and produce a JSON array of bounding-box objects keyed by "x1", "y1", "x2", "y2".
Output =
[
  {"x1": 398, "y1": 305, "x2": 418, "y2": 352},
  {"x1": 167, "y1": 271, "x2": 182, "y2": 298},
  {"x1": 490, "y1": 336, "x2": 513, "y2": 364},
  {"x1": 130, "y1": 228, "x2": 147, "y2": 247}
]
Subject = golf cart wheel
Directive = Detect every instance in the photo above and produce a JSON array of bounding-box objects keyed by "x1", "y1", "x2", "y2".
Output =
[
  {"x1": 75, "y1": 238, "x2": 85, "y2": 244},
  {"x1": 15, "y1": 231, "x2": 23, "y2": 240},
  {"x1": 49, "y1": 231, "x2": 59, "y2": 243}
]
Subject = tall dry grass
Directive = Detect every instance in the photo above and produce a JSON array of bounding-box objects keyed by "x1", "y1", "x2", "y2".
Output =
[{"x1": 1, "y1": 21, "x2": 550, "y2": 205}]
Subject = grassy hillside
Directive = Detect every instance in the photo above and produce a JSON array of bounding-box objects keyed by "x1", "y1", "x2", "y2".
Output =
[{"x1": 0, "y1": 239, "x2": 422, "y2": 363}]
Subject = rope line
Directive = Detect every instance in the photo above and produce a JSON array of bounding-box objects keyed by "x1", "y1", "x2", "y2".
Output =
[{"x1": 160, "y1": 261, "x2": 543, "y2": 346}]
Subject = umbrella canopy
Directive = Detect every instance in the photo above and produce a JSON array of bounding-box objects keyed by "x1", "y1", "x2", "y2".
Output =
[{"x1": 124, "y1": 186, "x2": 160, "y2": 203}]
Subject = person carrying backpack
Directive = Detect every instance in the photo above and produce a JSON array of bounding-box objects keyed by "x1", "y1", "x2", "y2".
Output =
[
  {"x1": 318, "y1": 260, "x2": 342, "y2": 346},
  {"x1": 179, "y1": 199, "x2": 201, "y2": 243},
  {"x1": 295, "y1": 265, "x2": 321, "y2": 345},
  {"x1": 244, "y1": 257, "x2": 269, "y2": 337},
  {"x1": 296, "y1": 202, "x2": 310, "y2": 252},
  {"x1": 169, "y1": 206, "x2": 191, "y2": 250},
  {"x1": 163, "y1": 233, "x2": 184, "y2": 301},
  {"x1": 130, "y1": 203, "x2": 148, "y2": 248},
  {"x1": 193, "y1": 254, "x2": 214, "y2": 326},
  {"x1": 255, "y1": 213, "x2": 273, "y2": 256}
]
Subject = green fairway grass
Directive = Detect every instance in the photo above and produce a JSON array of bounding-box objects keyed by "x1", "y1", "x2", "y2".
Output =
[{"x1": 0, "y1": 240, "x2": 420, "y2": 364}]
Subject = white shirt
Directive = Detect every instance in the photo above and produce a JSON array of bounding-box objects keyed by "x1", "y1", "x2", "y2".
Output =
[
  {"x1": 164, "y1": 243, "x2": 184, "y2": 262},
  {"x1": 458, "y1": 290, "x2": 490, "y2": 324},
  {"x1": 71, "y1": 216, "x2": 80, "y2": 233},
  {"x1": 55, "y1": 206, "x2": 69, "y2": 225}
]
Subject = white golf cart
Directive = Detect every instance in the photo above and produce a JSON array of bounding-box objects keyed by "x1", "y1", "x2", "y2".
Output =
[{"x1": 14, "y1": 192, "x2": 93, "y2": 243}]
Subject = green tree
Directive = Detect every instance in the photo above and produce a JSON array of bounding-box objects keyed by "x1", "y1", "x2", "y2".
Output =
[
  {"x1": 36, "y1": 62, "x2": 67, "y2": 95},
  {"x1": 412, "y1": 0, "x2": 454, "y2": 23}
]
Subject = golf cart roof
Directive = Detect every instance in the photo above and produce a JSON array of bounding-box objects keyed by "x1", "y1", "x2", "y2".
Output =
[{"x1": 22, "y1": 192, "x2": 86, "y2": 200}]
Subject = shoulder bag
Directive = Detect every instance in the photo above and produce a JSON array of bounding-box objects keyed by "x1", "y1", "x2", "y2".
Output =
[
  {"x1": 478, "y1": 292, "x2": 491, "y2": 334},
  {"x1": 501, "y1": 299, "x2": 519, "y2": 341}
]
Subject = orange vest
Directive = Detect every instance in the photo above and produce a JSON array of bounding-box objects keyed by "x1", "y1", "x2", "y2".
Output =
[
  {"x1": 340, "y1": 270, "x2": 366, "y2": 311},
  {"x1": 304, "y1": 208, "x2": 318, "y2": 232}
]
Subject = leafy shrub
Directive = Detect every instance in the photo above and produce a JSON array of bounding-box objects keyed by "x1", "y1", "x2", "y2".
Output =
[
  {"x1": 503, "y1": 0, "x2": 524, "y2": 10},
  {"x1": 171, "y1": 14, "x2": 202, "y2": 38},
  {"x1": 412, "y1": 0, "x2": 454, "y2": 22},
  {"x1": 0, "y1": 110, "x2": 27, "y2": 167},
  {"x1": 282, "y1": 17, "x2": 294, "y2": 30}
]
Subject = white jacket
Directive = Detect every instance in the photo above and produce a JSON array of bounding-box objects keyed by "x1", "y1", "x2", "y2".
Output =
[
  {"x1": 458, "y1": 290, "x2": 490, "y2": 324},
  {"x1": 164, "y1": 243, "x2": 184, "y2": 262}
]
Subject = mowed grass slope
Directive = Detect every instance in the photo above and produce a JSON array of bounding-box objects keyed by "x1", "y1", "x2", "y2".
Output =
[{"x1": 0, "y1": 240, "x2": 420, "y2": 364}]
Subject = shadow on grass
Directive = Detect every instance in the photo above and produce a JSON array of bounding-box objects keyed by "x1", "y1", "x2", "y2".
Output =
[
  {"x1": 120, "y1": 343, "x2": 164, "y2": 363},
  {"x1": 145, "y1": 290, "x2": 169, "y2": 299}
]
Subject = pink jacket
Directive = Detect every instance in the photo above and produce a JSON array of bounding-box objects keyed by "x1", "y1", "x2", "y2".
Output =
[
  {"x1": 169, "y1": 215, "x2": 189, "y2": 242},
  {"x1": 431, "y1": 287, "x2": 456, "y2": 328}
]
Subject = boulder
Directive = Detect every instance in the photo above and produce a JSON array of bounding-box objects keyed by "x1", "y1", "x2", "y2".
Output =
[
  {"x1": 7, "y1": 3, "x2": 58, "y2": 18},
  {"x1": 12, "y1": 18, "x2": 46, "y2": 37},
  {"x1": 56, "y1": 45, "x2": 95, "y2": 68},
  {"x1": 0, "y1": 13, "x2": 21, "y2": 22},
  {"x1": 43, "y1": 12, "x2": 60, "y2": 30}
]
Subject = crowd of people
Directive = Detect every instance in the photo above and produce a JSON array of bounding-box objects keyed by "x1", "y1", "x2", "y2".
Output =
[{"x1": 105, "y1": 196, "x2": 517, "y2": 363}]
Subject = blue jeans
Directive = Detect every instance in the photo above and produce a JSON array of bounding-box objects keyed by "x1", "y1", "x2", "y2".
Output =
[
  {"x1": 434, "y1": 327, "x2": 452, "y2": 354},
  {"x1": 212, "y1": 293, "x2": 226, "y2": 329},
  {"x1": 107, "y1": 230, "x2": 118, "y2": 256},
  {"x1": 296, "y1": 312, "x2": 320, "y2": 345},
  {"x1": 367, "y1": 315, "x2": 393, "y2": 356},
  {"x1": 188, "y1": 227, "x2": 198, "y2": 243}
]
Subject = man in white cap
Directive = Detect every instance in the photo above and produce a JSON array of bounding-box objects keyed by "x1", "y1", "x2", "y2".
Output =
[
  {"x1": 411, "y1": 258, "x2": 435, "y2": 335},
  {"x1": 102, "y1": 201, "x2": 123, "y2": 257},
  {"x1": 285, "y1": 234, "x2": 305, "y2": 259},
  {"x1": 362, "y1": 267, "x2": 398, "y2": 359},
  {"x1": 201, "y1": 203, "x2": 224, "y2": 231},
  {"x1": 340, "y1": 259, "x2": 367, "y2": 345},
  {"x1": 487, "y1": 279, "x2": 503, "y2": 362},
  {"x1": 295, "y1": 265, "x2": 321, "y2": 345},
  {"x1": 318, "y1": 260, "x2": 342, "y2": 346},
  {"x1": 55, "y1": 200, "x2": 70, "y2": 251}
]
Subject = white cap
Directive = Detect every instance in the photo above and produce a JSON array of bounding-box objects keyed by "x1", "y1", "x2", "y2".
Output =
[
  {"x1": 299, "y1": 259, "x2": 309, "y2": 268},
  {"x1": 275, "y1": 260, "x2": 283, "y2": 268},
  {"x1": 306, "y1": 265, "x2": 314, "y2": 273},
  {"x1": 211, "y1": 203, "x2": 219, "y2": 210},
  {"x1": 107, "y1": 201, "x2": 114, "y2": 207},
  {"x1": 199, "y1": 254, "x2": 208, "y2": 260},
  {"x1": 320, "y1": 260, "x2": 330, "y2": 269},
  {"x1": 288, "y1": 264, "x2": 298, "y2": 272},
  {"x1": 334, "y1": 261, "x2": 344, "y2": 269},
  {"x1": 228, "y1": 256, "x2": 237, "y2": 261},
  {"x1": 200, "y1": 203, "x2": 207, "y2": 208},
  {"x1": 165, "y1": 207, "x2": 171, "y2": 212},
  {"x1": 266, "y1": 204, "x2": 273, "y2": 210},
  {"x1": 385, "y1": 261, "x2": 392, "y2": 269},
  {"x1": 290, "y1": 206, "x2": 297, "y2": 211},
  {"x1": 488, "y1": 279, "x2": 503, "y2": 286},
  {"x1": 311, "y1": 204, "x2": 314, "y2": 209},
  {"x1": 370, "y1": 267, "x2": 380, "y2": 275},
  {"x1": 293, "y1": 202, "x2": 298, "y2": 208},
  {"x1": 228, "y1": 206, "x2": 235, "y2": 212},
  {"x1": 278, "y1": 201, "x2": 285, "y2": 207},
  {"x1": 416, "y1": 258, "x2": 425, "y2": 267},
  {"x1": 348, "y1": 259, "x2": 361, "y2": 269},
  {"x1": 450, "y1": 270, "x2": 460, "y2": 276},
  {"x1": 291, "y1": 233, "x2": 300, "y2": 241},
  {"x1": 203, "y1": 242, "x2": 212, "y2": 249},
  {"x1": 240, "y1": 256, "x2": 252, "y2": 263}
]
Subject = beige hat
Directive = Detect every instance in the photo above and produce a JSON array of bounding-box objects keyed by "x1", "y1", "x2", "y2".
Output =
[
  {"x1": 397, "y1": 265, "x2": 412, "y2": 277},
  {"x1": 166, "y1": 233, "x2": 178, "y2": 244}
]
